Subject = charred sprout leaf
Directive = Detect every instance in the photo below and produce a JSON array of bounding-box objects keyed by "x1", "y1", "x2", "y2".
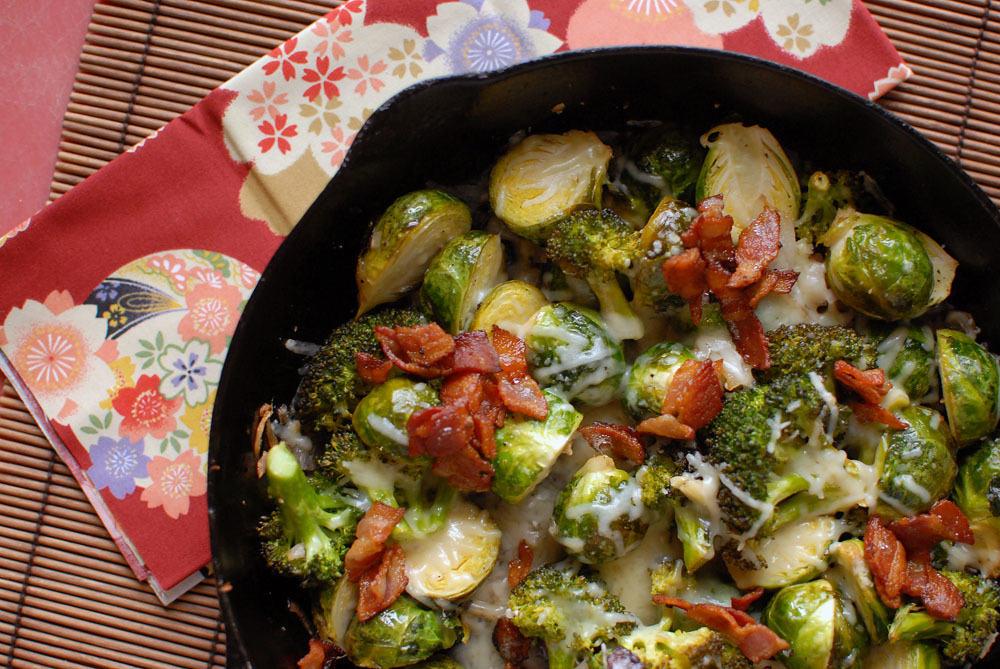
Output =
[
  {"x1": 492, "y1": 389, "x2": 582, "y2": 504},
  {"x1": 524, "y1": 303, "x2": 627, "y2": 406},
  {"x1": 342, "y1": 595, "x2": 462, "y2": 668},
  {"x1": 621, "y1": 341, "x2": 697, "y2": 422},
  {"x1": 874, "y1": 406, "x2": 956, "y2": 518},
  {"x1": 470, "y1": 280, "x2": 548, "y2": 335},
  {"x1": 762, "y1": 578, "x2": 869, "y2": 669},
  {"x1": 550, "y1": 456, "x2": 651, "y2": 564},
  {"x1": 696, "y1": 122, "x2": 800, "y2": 236},
  {"x1": 352, "y1": 378, "x2": 439, "y2": 457},
  {"x1": 822, "y1": 211, "x2": 955, "y2": 321},
  {"x1": 398, "y1": 497, "x2": 500, "y2": 600},
  {"x1": 420, "y1": 230, "x2": 505, "y2": 334},
  {"x1": 936, "y1": 329, "x2": 1000, "y2": 447},
  {"x1": 357, "y1": 190, "x2": 472, "y2": 315},
  {"x1": 490, "y1": 130, "x2": 612, "y2": 242}
]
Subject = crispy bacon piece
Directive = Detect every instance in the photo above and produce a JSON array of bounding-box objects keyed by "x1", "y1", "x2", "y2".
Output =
[
  {"x1": 746, "y1": 269, "x2": 799, "y2": 308},
  {"x1": 440, "y1": 371, "x2": 485, "y2": 408},
  {"x1": 729, "y1": 208, "x2": 781, "y2": 288},
  {"x1": 474, "y1": 413, "x2": 499, "y2": 460},
  {"x1": 684, "y1": 195, "x2": 736, "y2": 262},
  {"x1": 508, "y1": 540, "x2": 534, "y2": 588},
  {"x1": 494, "y1": 618, "x2": 533, "y2": 667},
  {"x1": 636, "y1": 413, "x2": 695, "y2": 440},
  {"x1": 653, "y1": 595, "x2": 789, "y2": 663},
  {"x1": 852, "y1": 402, "x2": 909, "y2": 429},
  {"x1": 374, "y1": 324, "x2": 453, "y2": 378},
  {"x1": 345, "y1": 502, "x2": 407, "y2": 582},
  {"x1": 663, "y1": 359, "x2": 724, "y2": 432},
  {"x1": 452, "y1": 330, "x2": 501, "y2": 374},
  {"x1": 731, "y1": 587, "x2": 765, "y2": 612},
  {"x1": 662, "y1": 248, "x2": 708, "y2": 325},
  {"x1": 904, "y1": 558, "x2": 965, "y2": 620},
  {"x1": 493, "y1": 327, "x2": 548, "y2": 420},
  {"x1": 580, "y1": 422, "x2": 646, "y2": 464},
  {"x1": 355, "y1": 351, "x2": 393, "y2": 384},
  {"x1": 407, "y1": 405, "x2": 475, "y2": 458},
  {"x1": 727, "y1": 312, "x2": 771, "y2": 370},
  {"x1": 889, "y1": 500, "x2": 974, "y2": 554},
  {"x1": 356, "y1": 542, "x2": 409, "y2": 622},
  {"x1": 493, "y1": 326, "x2": 529, "y2": 375},
  {"x1": 834, "y1": 360, "x2": 890, "y2": 404},
  {"x1": 430, "y1": 442, "x2": 494, "y2": 492},
  {"x1": 296, "y1": 638, "x2": 335, "y2": 669},
  {"x1": 864, "y1": 515, "x2": 908, "y2": 609}
]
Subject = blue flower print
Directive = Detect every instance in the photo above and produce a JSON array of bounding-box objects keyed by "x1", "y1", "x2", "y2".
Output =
[{"x1": 86, "y1": 436, "x2": 150, "y2": 499}]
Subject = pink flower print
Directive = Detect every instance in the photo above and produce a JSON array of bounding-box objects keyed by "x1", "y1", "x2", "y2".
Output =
[
  {"x1": 257, "y1": 113, "x2": 298, "y2": 155},
  {"x1": 140, "y1": 450, "x2": 207, "y2": 519},
  {"x1": 311, "y1": 19, "x2": 354, "y2": 60},
  {"x1": 189, "y1": 267, "x2": 225, "y2": 289},
  {"x1": 320, "y1": 126, "x2": 357, "y2": 169},
  {"x1": 246, "y1": 80, "x2": 289, "y2": 122},
  {"x1": 331, "y1": 0, "x2": 363, "y2": 26},
  {"x1": 178, "y1": 283, "x2": 242, "y2": 354},
  {"x1": 113, "y1": 374, "x2": 182, "y2": 441},
  {"x1": 346, "y1": 55, "x2": 387, "y2": 96},
  {"x1": 146, "y1": 254, "x2": 187, "y2": 293},
  {"x1": 262, "y1": 37, "x2": 309, "y2": 81},
  {"x1": 232, "y1": 262, "x2": 260, "y2": 290},
  {"x1": 303, "y1": 56, "x2": 346, "y2": 102}
]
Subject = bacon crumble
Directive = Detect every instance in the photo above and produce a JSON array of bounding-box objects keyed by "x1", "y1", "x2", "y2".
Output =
[
  {"x1": 345, "y1": 502, "x2": 409, "y2": 622},
  {"x1": 834, "y1": 360, "x2": 909, "y2": 429},
  {"x1": 507, "y1": 540, "x2": 534, "y2": 588},
  {"x1": 579, "y1": 422, "x2": 646, "y2": 464}
]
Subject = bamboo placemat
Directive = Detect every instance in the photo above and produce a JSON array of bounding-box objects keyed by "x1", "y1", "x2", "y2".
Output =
[{"x1": 2, "y1": 0, "x2": 998, "y2": 667}]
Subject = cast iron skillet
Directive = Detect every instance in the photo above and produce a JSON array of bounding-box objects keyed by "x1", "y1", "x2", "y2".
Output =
[{"x1": 209, "y1": 47, "x2": 1000, "y2": 668}]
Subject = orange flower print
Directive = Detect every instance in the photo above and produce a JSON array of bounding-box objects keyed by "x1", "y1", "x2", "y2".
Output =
[
  {"x1": 140, "y1": 450, "x2": 207, "y2": 519},
  {"x1": 303, "y1": 56, "x2": 347, "y2": 102},
  {"x1": 178, "y1": 283, "x2": 242, "y2": 354},
  {"x1": 257, "y1": 113, "x2": 298, "y2": 155},
  {"x1": 113, "y1": 374, "x2": 182, "y2": 441},
  {"x1": 262, "y1": 37, "x2": 309, "y2": 81}
]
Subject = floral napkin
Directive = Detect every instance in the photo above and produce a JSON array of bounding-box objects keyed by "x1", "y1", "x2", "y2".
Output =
[{"x1": 0, "y1": 0, "x2": 910, "y2": 603}]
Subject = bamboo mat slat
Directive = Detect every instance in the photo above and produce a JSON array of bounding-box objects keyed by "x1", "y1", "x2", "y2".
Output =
[{"x1": 2, "y1": 0, "x2": 999, "y2": 667}]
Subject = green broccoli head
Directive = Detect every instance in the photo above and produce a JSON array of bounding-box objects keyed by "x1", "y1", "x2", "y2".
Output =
[
  {"x1": 620, "y1": 625, "x2": 751, "y2": 669},
  {"x1": 637, "y1": 451, "x2": 680, "y2": 515},
  {"x1": 508, "y1": 561, "x2": 638, "y2": 669},
  {"x1": 889, "y1": 570, "x2": 1000, "y2": 666},
  {"x1": 623, "y1": 125, "x2": 706, "y2": 208},
  {"x1": 294, "y1": 307, "x2": 426, "y2": 433},
  {"x1": 259, "y1": 442, "x2": 362, "y2": 586},
  {"x1": 761, "y1": 323, "x2": 875, "y2": 383},
  {"x1": 796, "y1": 170, "x2": 874, "y2": 245}
]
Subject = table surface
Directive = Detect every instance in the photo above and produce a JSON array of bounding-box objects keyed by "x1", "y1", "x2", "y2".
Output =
[{"x1": 2, "y1": 1, "x2": 1000, "y2": 667}]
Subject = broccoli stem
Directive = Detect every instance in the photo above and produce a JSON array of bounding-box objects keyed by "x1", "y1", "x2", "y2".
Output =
[{"x1": 586, "y1": 270, "x2": 644, "y2": 341}]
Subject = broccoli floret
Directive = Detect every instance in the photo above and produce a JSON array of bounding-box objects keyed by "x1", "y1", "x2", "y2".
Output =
[
  {"x1": 888, "y1": 570, "x2": 1000, "y2": 665},
  {"x1": 619, "y1": 625, "x2": 751, "y2": 669},
  {"x1": 622, "y1": 125, "x2": 705, "y2": 209},
  {"x1": 258, "y1": 442, "x2": 362, "y2": 586},
  {"x1": 637, "y1": 451, "x2": 680, "y2": 514},
  {"x1": 508, "y1": 561, "x2": 638, "y2": 669},
  {"x1": 795, "y1": 171, "x2": 873, "y2": 245},
  {"x1": 639, "y1": 454, "x2": 714, "y2": 572},
  {"x1": 545, "y1": 209, "x2": 644, "y2": 340},
  {"x1": 294, "y1": 307, "x2": 426, "y2": 432},
  {"x1": 761, "y1": 323, "x2": 875, "y2": 383}
]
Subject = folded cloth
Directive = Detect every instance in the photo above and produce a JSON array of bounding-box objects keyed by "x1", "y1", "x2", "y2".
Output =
[{"x1": 0, "y1": 0, "x2": 909, "y2": 602}]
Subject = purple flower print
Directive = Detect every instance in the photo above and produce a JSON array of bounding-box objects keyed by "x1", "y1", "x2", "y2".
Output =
[{"x1": 86, "y1": 436, "x2": 150, "y2": 499}]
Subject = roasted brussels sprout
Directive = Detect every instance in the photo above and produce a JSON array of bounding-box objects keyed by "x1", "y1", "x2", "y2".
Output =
[
  {"x1": 696, "y1": 122, "x2": 800, "y2": 235},
  {"x1": 352, "y1": 378, "x2": 439, "y2": 457},
  {"x1": 876, "y1": 324, "x2": 937, "y2": 401},
  {"x1": 315, "y1": 576, "x2": 358, "y2": 650},
  {"x1": 524, "y1": 303, "x2": 626, "y2": 406},
  {"x1": 953, "y1": 437, "x2": 1000, "y2": 578},
  {"x1": 550, "y1": 455, "x2": 651, "y2": 564},
  {"x1": 763, "y1": 578, "x2": 869, "y2": 669},
  {"x1": 828, "y1": 539, "x2": 890, "y2": 645},
  {"x1": 937, "y1": 329, "x2": 1000, "y2": 446},
  {"x1": 874, "y1": 405, "x2": 956, "y2": 518},
  {"x1": 489, "y1": 130, "x2": 612, "y2": 241},
  {"x1": 398, "y1": 497, "x2": 500, "y2": 600},
  {"x1": 727, "y1": 516, "x2": 843, "y2": 590},
  {"x1": 420, "y1": 231, "x2": 504, "y2": 334},
  {"x1": 621, "y1": 341, "x2": 697, "y2": 422},
  {"x1": 864, "y1": 641, "x2": 942, "y2": 669},
  {"x1": 631, "y1": 197, "x2": 697, "y2": 309},
  {"x1": 492, "y1": 389, "x2": 582, "y2": 504},
  {"x1": 342, "y1": 595, "x2": 462, "y2": 668},
  {"x1": 821, "y1": 211, "x2": 955, "y2": 321},
  {"x1": 356, "y1": 190, "x2": 472, "y2": 315},
  {"x1": 470, "y1": 280, "x2": 548, "y2": 335}
]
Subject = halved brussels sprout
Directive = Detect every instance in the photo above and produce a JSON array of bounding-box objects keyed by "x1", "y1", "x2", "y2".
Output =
[
  {"x1": 315, "y1": 576, "x2": 358, "y2": 650},
  {"x1": 953, "y1": 437, "x2": 1000, "y2": 577},
  {"x1": 342, "y1": 595, "x2": 462, "y2": 668},
  {"x1": 822, "y1": 211, "x2": 955, "y2": 321},
  {"x1": 470, "y1": 280, "x2": 548, "y2": 336},
  {"x1": 828, "y1": 539, "x2": 890, "y2": 645},
  {"x1": 874, "y1": 405, "x2": 956, "y2": 518},
  {"x1": 524, "y1": 303, "x2": 627, "y2": 406},
  {"x1": 631, "y1": 197, "x2": 698, "y2": 310},
  {"x1": 356, "y1": 190, "x2": 472, "y2": 315},
  {"x1": 352, "y1": 378, "x2": 439, "y2": 456},
  {"x1": 864, "y1": 641, "x2": 942, "y2": 669},
  {"x1": 876, "y1": 324, "x2": 936, "y2": 401},
  {"x1": 763, "y1": 578, "x2": 869, "y2": 669},
  {"x1": 937, "y1": 329, "x2": 1000, "y2": 446},
  {"x1": 695, "y1": 122, "x2": 800, "y2": 236},
  {"x1": 727, "y1": 516, "x2": 842, "y2": 590},
  {"x1": 398, "y1": 497, "x2": 501, "y2": 601},
  {"x1": 489, "y1": 130, "x2": 612, "y2": 241},
  {"x1": 491, "y1": 389, "x2": 582, "y2": 504},
  {"x1": 420, "y1": 231, "x2": 505, "y2": 334},
  {"x1": 674, "y1": 502, "x2": 715, "y2": 573},
  {"x1": 550, "y1": 455, "x2": 651, "y2": 564},
  {"x1": 621, "y1": 341, "x2": 698, "y2": 422}
]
